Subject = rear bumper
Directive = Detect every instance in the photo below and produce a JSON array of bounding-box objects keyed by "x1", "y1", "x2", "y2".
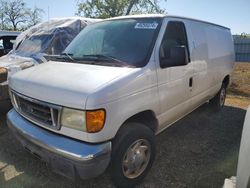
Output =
[{"x1": 7, "y1": 109, "x2": 111, "y2": 180}]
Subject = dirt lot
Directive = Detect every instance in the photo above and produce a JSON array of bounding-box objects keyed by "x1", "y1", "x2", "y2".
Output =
[
  {"x1": 228, "y1": 63, "x2": 250, "y2": 98},
  {"x1": 0, "y1": 63, "x2": 249, "y2": 188}
]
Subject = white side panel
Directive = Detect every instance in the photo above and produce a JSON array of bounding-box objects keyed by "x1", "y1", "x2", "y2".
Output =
[{"x1": 188, "y1": 20, "x2": 234, "y2": 108}]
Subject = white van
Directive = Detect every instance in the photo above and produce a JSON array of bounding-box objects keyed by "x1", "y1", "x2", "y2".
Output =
[{"x1": 7, "y1": 14, "x2": 235, "y2": 187}]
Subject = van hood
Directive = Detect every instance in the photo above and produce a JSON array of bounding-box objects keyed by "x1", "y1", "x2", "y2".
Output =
[{"x1": 9, "y1": 61, "x2": 136, "y2": 109}]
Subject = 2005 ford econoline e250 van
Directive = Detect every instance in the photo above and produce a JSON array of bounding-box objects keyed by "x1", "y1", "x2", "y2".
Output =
[{"x1": 7, "y1": 14, "x2": 235, "y2": 187}]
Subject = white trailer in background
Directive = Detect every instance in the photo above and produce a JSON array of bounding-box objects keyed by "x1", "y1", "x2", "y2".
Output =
[{"x1": 224, "y1": 106, "x2": 250, "y2": 188}]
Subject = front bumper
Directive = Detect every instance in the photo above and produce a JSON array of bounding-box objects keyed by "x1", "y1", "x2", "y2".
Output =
[{"x1": 7, "y1": 109, "x2": 111, "y2": 180}]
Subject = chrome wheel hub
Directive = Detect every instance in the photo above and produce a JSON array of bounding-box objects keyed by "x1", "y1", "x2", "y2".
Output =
[{"x1": 122, "y1": 139, "x2": 151, "y2": 179}]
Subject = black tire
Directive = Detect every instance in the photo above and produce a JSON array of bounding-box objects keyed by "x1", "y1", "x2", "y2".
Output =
[
  {"x1": 110, "y1": 123, "x2": 156, "y2": 188},
  {"x1": 210, "y1": 83, "x2": 227, "y2": 111},
  {"x1": 0, "y1": 100, "x2": 12, "y2": 115}
]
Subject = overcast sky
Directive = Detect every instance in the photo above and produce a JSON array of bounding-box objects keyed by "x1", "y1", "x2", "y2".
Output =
[{"x1": 25, "y1": 0, "x2": 250, "y2": 34}]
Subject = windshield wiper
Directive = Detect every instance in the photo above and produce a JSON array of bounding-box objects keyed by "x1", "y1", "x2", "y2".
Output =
[
  {"x1": 81, "y1": 54, "x2": 134, "y2": 67},
  {"x1": 59, "y1": 53, "x2": 76, "y2": 62}
]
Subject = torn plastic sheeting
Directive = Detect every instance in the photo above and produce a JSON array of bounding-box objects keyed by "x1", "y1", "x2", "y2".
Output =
[{"x1": 13, "y1": 17, "x2": 99, "y2": 58}]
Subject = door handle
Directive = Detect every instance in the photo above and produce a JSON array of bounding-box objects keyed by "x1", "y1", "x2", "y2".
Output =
[{"x1": 189, "y1": 77, "x2": 193, "y2": 87}]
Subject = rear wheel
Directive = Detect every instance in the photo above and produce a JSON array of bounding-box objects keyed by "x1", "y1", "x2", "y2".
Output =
[
  {"x1": 210, "y1": 83, "x2": 227, "y2": 111},
  {"x1": 110, "y1": 123, "x2": 155, "y2": 188}
]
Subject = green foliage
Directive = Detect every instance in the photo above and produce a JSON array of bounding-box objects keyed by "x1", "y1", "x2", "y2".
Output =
[
  {"x1": 76, "y1": 0, "x2": 166, "y2": 18},
  {"x1": 240, "y1": 32, "x2": 250, "y2": 38}
]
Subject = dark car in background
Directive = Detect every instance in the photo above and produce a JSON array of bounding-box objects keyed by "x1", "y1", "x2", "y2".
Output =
[{"x1": 0, "y1": 31, "x2": 20, "y2": 57}]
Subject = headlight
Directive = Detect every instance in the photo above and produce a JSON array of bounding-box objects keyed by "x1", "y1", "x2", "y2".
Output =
[
  {"x1": 61, "y1": 108, "x2": 105, "y2": 133},
  {"x1": 61, "y1": 108, "x2": 87, "y2": 131},
  {"x1": 0, "y1": 67, "x2": 8, "y2": 83}
]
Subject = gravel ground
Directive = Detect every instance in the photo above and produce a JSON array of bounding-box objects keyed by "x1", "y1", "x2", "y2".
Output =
[{"x1": 0, "y1": 100, "x2": 247, "y2": 188}]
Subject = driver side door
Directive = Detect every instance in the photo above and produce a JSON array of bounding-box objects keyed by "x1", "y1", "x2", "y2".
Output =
[{"x1": 156, "y1": 19, "x2": 195, "y2": 131}]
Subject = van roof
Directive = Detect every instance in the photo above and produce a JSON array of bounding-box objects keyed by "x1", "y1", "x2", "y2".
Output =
[{"x1": 107, "y1": 14, "x2": 230, "y2": 30}]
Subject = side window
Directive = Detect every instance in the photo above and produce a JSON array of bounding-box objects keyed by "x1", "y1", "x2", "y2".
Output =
[{"x1": 160, "y1": 21, "x2": 190, "y2": 67}]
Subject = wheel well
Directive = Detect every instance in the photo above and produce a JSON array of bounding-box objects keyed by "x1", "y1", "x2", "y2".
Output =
[
  {"x1": 122, "y1": 110, "x2": 159, "y2": 133},
  {"x1": 223, "y1": 75, "x2": 230, "y2": 88}
]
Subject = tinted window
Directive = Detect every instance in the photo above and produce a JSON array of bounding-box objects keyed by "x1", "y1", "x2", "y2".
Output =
[{"x1": 160, "y1": 21, "x2": 190, "y2": 65}]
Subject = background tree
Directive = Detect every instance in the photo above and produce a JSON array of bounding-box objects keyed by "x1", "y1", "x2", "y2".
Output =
[
  {"x1": 0, "y1": 0, "x2": 44, "y2": 31},
  {"x1": 1, "y1": 0, "x2": 27, "y2": 30},
  {"x1": 26, "y1": 7, "x2": 44, "y2": 27},
  {"x1": 0, "y1": 4, "x2": 5, "y2": 30},
  {"x1": 76, "y1": 0, "x2": 166, "y2": 18}
]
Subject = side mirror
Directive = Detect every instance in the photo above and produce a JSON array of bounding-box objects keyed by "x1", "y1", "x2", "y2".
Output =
[{"x1": 160, "y1": 46, "x2": 189, "y2": 68}]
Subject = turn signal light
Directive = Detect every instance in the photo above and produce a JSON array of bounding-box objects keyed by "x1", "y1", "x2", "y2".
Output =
[{"x1": 86, "y1": 110, "x2": 105, "y2": 133}]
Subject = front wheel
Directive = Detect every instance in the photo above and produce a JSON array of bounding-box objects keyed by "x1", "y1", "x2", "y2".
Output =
[
  {"x1": 110, "y1": 123, "x2": 155, "y2": 188},
  {"x1": 210, "y1": 83, "x2": 227, "y2": 111}
]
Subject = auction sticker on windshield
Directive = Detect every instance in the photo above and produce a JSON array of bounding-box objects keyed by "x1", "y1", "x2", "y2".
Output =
[{"x1": 134, "y1": 22, "x2": 158, "y2": 29}]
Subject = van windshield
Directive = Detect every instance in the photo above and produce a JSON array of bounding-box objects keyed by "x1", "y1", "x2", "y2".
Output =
[
  {"x1": 63, "y1": 18, "x2": 162, "y2": 67},
  {"x1": 15, "y1": 34, "x2": 51, "y2": 54}
]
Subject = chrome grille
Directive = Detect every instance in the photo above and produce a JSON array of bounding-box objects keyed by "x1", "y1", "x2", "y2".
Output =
[{"x1": 11, "y1": 91, "x2": 61, "y2": 130}]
